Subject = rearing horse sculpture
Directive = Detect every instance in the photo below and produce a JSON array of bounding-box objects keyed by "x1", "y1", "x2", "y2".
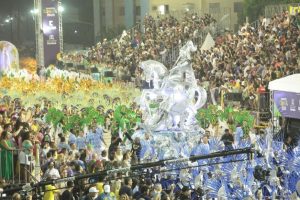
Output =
[{"x1": 138, "y1": 40, "x2": 207, "y2": 131}]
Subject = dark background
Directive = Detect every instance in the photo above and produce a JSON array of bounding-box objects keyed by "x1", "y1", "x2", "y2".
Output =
[{"x1": 0, "y1": 0, "x2": 94, "y2": 55}]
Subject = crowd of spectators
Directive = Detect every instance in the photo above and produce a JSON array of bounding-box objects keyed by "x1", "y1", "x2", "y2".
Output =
[
  {"x1": 0, "y1": 95, "x2": 201, "y2": 200},
  {"x1": 60, "y1": 11, "x2": 300, "y2": 112},
  {"x1": 60, "y1": 13, "x2": 217, "y2": 83},
  {"x1": 1, "y1": 11, "x2": 300, "y2": 200},
  {"x1": 194, "y1": 11, "x2": 300, "y2": 111}
]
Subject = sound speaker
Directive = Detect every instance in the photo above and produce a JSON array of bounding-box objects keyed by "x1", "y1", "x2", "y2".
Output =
[
  {"x1": 66, "y1": 63, "x2": 73, "y2": 68},
  {"x1": 286, "y1": 118, "x2": 300, "y2": 139},
  {"x1": 104, "y1": 71, "x2": 114, "y2": 77},
  {"x1": 77, "y1": 65, "x2": 85, "y2": 70},
  {"x1": 91, "y1": 67, "x2": 99, "y2": 73},
  {"x1": 225, "y1": 93, "x2": 242, "y2": 102}
]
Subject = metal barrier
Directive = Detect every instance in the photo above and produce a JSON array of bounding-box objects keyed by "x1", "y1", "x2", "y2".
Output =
[
  {"x1": 249, "y1": 19, "x2": 261, "y2": 30},
  {"x1": 2, "y1": 147, "x2": 254, "y2": 198},
  {"x1": 156, "y1": 29, "x2": 213, "y2": 67},
  {"x1": 106, "y1": 23, "x2": 142, "y2": 45},
  {"x1": 265, "y1": 3, "x2": 299, "y2": 18},
  {"x1": 0, "y1": 148, "x2": 35, "y2": 185},
  {"x1": 64, "y1": 11, "x2": 223, "y2": 72},
  {"x1": 265, "y1": 4, "x2": 289, "y2": 18}
]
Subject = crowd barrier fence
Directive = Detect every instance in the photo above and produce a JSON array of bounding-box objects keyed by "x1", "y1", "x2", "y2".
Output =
[
  {"x1": 0, "y1": 148, "x2": 36, "y2": 185},
  {"x1": 265, "y1": 3, "x2": 300, "y2": 18},
  {"x1": 1, "y1": 148, "x2": 254, "y2": 199}
]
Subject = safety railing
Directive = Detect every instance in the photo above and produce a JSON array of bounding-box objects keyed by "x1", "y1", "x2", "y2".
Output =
[
  {"x1": 154, "y1": 7, "x2": 232, "y2": 23},
  {"x1": 157, "y1": 29, "x2": 214, "y2": 67},
  {"x1": 249, "y1": 19, "x2": 261, "y2": 30},
  {"x1": 0, "y1": 148, "x2": 35, "y2": 185},
  {"x1": 106, "y1": 23, "x2": 142, "y2": 45},
  {"x1": 265, "y1": 3, "x2": 299, "y2": 18},
  {"x1": 265, "y1": 4, "x2": 287, "y2": 18}
]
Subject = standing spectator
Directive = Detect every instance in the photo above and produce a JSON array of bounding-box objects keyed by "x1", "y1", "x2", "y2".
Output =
[
  {"x1": 97, "y1": 184, "x2": 116, "y2": 200},
  {"x1": 44, "y1": 161, "x2": 60, "y2": 180},
  {"x1": 60, "y1": 181, "x2": 75, "y2": 200},
  {"x1": 20, "y1": 131, "x2": 34, "y2": 182},
  {"x1": 234, "y1": 123, "x2": 244, "y2": 146},
  {"x1": 43, "y1": 177, "x2": 59, "y2": 200},
  {"x1": 220, "y1": 129, "x2": 234, "y2": 150},
  {"x1": 69, "y1": 143, "x2": 79, "y2": 159},
  {"x1": 131, "y1": 137, "x2": 142, "y2": 164},
  {"x1": 86, "y1": 124, "x2": 105, "y2": 153},
  {"x1": 176, "y1": 186, "x2": 191, "y2": 200},
  {"x1": 151, "y1": 183, "x2": 163, "y2": 199},
  {"x1": 58, "y1": 136, "x2": 70, "y2": 151},
  {"x1": 12, "y1": 193, "x2": 22, "y2": 200},
  {"x1": 81, "y1": 187, "x2": 99, "y2": 200},
  {"x1": 134, "y1": 184, "x2": 151, "y2": 200},
  {"x1": 68, "y1": 129, "x2": 77, "y2": 145},
  {"x1": 191, "y1": 135, "x2": 210, "y2": 156},
  {"x1": 76, "y1": 131, "x2": 87, "y2": 151},
  {"x1": 119, "y1": 177, "x2": 133, "y2": 199},
  {"x1": 0, "y1": 131, "x2": 15, "y2": 181}
]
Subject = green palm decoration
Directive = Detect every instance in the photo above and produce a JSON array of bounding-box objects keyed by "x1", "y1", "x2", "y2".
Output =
[
  {"x1": 46, "y1": 105, "x2": 139, "y2": 135},
  {"x1": 63, "y1": 114, "x2": 82, "y2": 132},
  {"x1": 196, "y1": 105, "x2": 254, "y2": 136},
  {"x1": 113, "y1": 105, "x2": 141, "y2": 140},
  {"x1": 232, "y1": 110, "x2": 254, "y2": 135},
  {"x1": 196, "y1": 105, "x2": 220, "y2": 128},
  {"x1": 45, "y1": 108, "x2": 65, "y2": 128}
]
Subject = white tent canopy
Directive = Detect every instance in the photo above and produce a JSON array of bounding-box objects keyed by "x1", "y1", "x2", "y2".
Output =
[{"x1": 268, "y1": 74, "x2": 300, "y2": 93}]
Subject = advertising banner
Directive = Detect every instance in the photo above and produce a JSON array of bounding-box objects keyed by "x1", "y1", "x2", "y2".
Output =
[
  {"x1": 42, "y1": 0, "x2": 60, "y2": 67},
  {"x1": 274, "y1": 90, "x2": 300, "y2": 119}
]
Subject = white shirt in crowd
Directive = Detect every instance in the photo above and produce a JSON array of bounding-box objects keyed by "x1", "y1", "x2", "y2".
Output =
[{"x1": 44, "y1": 168, "x2": 61, "y2": 179}]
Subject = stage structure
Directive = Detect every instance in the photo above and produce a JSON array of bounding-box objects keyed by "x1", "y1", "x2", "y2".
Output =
[
  {"x1": 33, "y1": 0, "x2": 63, "y2": 68},
  {"x1": 268, "y1": 74, "x2": 300, "y2": 134}
]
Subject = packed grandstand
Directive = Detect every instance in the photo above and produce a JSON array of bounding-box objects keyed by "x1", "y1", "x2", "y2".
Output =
[{"x1": 0, "y1": 9, "x2": 300, "y2": 200}]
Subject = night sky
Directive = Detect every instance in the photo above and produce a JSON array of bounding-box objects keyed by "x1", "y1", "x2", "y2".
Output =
[
  {"x1": 0, "y1": 0, "x2": 34, "y2": 44},
  {"x1": 0, "y1": 0, "x2": 94, "y2": 50}
]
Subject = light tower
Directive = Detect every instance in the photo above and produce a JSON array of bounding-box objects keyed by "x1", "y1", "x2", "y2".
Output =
[
  {"x1": 32, "y1": 0, "x2": 43, "y2": 67},
  {"x1": 58, "y1": 1, "x2": 64, "y2": 52},
  {"x1": 32, "y1": 0, "x2": 63, "y2": 68}
]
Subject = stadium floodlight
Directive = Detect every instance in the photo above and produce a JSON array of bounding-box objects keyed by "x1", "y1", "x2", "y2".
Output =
[
  {"x1": 30, "y1": 9, "x2": 39, "y2": 14},
  {"x1": 5, "y1": 16, "x2": 14, "y2": 23},
  {"x1": 58, "y1": 5, "x2": 64, "y2": 12}
]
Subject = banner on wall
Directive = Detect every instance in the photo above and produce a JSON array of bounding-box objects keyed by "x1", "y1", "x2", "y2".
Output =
[
  {"x1": 274, "y1": 90, "x2": 300, "y2": 119},
  {"x1": 42, "y1": 0, "x2": 60, "y2": 67}
]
